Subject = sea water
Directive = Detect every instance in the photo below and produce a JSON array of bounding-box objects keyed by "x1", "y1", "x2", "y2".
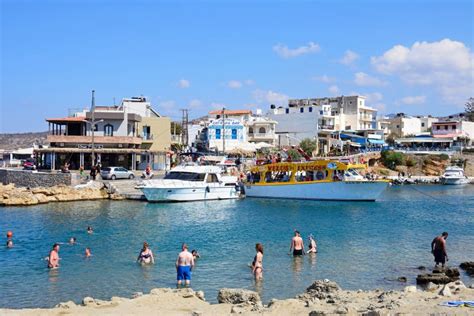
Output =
[{"x1": 0, "y1": 185, "x2": 473, "y2": 308}]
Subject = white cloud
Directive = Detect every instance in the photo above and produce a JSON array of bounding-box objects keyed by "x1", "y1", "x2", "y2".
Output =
[
  {"x1": 273, "y1": 42, "x2": 320, "y2": 58},
  {"x1": 253, "y1": 89, "x2": 289, "y2": 106},
  {"x1": 371, "y1": 39, "x2": 474, "y2": 105},
  {"x1": 354, "y1": 72, "x2": 388, "y2": 87},
  {"x1": 339, "y1": 50, "x2": 359, "y2": 65},
  {"x1": 400, "y1": 95, "x2": 426, "y2": 105},
  {"x1": 244, "y1": 79, "x2": 255, "y2": 85},
  {"x1": 328, "y1": 85, "x2": 340, "y2": 95},
  {"x1": 313, "y1": 75, "x2": 336, "y2": 83},
  {"x1": 364, "y1": 92, "x2": 384, "y2": 103},
  {"x1": 189, "y1": 99, "x2": 202, "y2": 108},
  {"x1": 227, "y1": 80, "x2": 243, "y2": 89},
  {"x1": 178, "y1": 79, "x2": 190, "y2": 88}
]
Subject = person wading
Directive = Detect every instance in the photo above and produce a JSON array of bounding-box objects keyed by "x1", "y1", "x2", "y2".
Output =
[
  {"x1": 431, "y1": 232, "x2": 449, "y2": 268},
  {"x1": 289, "y1": 230, "x2": 305, "y2": 256},
  {"x1": 176, "y1": 243, "x2": 194, "y2": 287}
]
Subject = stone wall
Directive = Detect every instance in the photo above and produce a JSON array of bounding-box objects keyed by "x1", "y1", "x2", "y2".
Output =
[{"x1": 0, "y1": 169, "x2": 71, "y2": 187}]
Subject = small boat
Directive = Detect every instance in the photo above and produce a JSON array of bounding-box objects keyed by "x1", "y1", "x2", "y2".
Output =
[
  {"x1": 139, "y1": 164, "x2": 241, "y2": 202},
  {"x1": 244, "y1": 160, "x2": 389, "y2": 201},
  {"x1": 440, "y1": 166, "x2": 470, "y2": 185}
]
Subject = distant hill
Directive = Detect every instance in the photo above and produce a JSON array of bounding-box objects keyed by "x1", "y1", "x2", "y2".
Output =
[{"x1": 0, "y1": 132, "x2": 48, "y2": 151}]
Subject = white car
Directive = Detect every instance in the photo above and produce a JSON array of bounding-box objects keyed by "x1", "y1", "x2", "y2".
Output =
[{"x1": 100, "y1": 167, "x2": 135, "y2": 180}]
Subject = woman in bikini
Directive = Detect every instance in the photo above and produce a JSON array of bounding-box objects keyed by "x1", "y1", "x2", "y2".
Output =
[
  {"x1": 137, "y1": 242, "x2": 155, "y2": 265},
  {"x1": 252, "y1": 243, "x2": 264, "y2": 280}
]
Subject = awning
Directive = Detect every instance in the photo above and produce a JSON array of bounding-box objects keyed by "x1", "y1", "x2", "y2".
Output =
[{"x1": 367, "y1": 139, "x2": 385, "y2": 145}]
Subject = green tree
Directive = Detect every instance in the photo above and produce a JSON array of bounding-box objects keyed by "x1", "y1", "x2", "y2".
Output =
[
  {"x1": 287, "y1": 149, "x2": 302, "y2": 161},
  {"x1": 465, "y1": 97, "x2": 474, "y2": 121},
  {"x1": 381, "y1": 150, "x2": 405, "y2": 170},
  {"x1": 299, "y1": 138, "x2": 318, "y2": 156}
]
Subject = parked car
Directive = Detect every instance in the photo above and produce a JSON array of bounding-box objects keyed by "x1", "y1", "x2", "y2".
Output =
[
  {"x1": 22, "y1": 158, "x2": 36, "y2": 170},
  {"x1": 100, "y1": 167, "x2": 135, "y2": 180}
]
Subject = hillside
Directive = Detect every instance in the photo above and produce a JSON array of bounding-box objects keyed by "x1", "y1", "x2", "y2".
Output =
[{"x1": 0, "y1": 132, "x2": 48, "y2": 151}]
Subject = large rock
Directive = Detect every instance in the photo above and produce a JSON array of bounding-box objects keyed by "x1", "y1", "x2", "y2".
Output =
[
  {"x1": 217, "y1": 288, "x2": 261, "y2": 305},
  {"x1": 304, "y1": 280, "x2": 341, "y2": 300},
  {"x1": 460, "y1": 262, "x2": 474, "y2": 275},
  {"x1": 416, "y1": 267, "x2": 460, "y2": 285}
]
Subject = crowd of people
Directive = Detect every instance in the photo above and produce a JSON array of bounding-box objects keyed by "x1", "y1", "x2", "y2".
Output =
[{"x1": 5, "y1": 229, "x2": 450, "y2": 287}]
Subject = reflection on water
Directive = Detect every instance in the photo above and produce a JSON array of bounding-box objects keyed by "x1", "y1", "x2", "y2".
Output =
[{"x1": 0, "y1": 185, "x2": 473, "y2": 308}]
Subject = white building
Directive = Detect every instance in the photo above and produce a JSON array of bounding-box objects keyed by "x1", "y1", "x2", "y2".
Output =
[
  {"x1": 387, "y1": 114, "x2": 422, "y2": 137},
  {"x1": 418, "y1": 116, "x2": 439, "y2": 132},
  {"x1": 432, "y1": 120, "x2": 474, "y2": 145}
]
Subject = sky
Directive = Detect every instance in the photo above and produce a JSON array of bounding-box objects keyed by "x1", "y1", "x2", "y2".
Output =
[{"x1": 1, "y1": 0, "x2": 473, "y2": 133}]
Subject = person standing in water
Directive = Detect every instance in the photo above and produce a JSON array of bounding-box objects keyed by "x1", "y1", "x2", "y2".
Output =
[
  {"x1": 176, "y1": 243, "x2": 194, "y2": 287},
  {"x1": 87, "y1": 226, "x2": 93, "y2": 234},
  {"x1": 431, "y1": 232, "x2": 449, "y2": 267},
  {"x1": 6, "y1": 231, "x2": 13, "y2": 248},
  {"x1": 48, "y1": 243, "x2": 60, "y2": 269},
  {"x1": 85, "y1": 248, "x2": 92, "y2": 258},
  {"x1": 252, "y1": 243, "x2": 264, "y2": 280},
  {"x1": 307, "y1": 235, "x2": 317, "y2": 253},
  {"x1": 137, "y1": 242, "x2": 154, "y2": 264},
  {"x1": 289, "y1": 230, "x2": 305, "y2": 256}
]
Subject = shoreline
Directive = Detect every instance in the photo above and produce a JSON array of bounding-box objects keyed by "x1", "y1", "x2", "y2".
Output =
[{"x1": 2, "y1": 280, "x2": 473, "y2": 315}]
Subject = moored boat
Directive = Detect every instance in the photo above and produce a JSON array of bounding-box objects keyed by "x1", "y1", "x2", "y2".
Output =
[
  {"x1": 440, "y1": 166, "x2": 470, "y2": 185},
  {"x1": 244, "y1": 160, "x2": 389, "y2": 201},
  {"x1": 138, "y1": 165, "x2": 241, "y2": 202}
]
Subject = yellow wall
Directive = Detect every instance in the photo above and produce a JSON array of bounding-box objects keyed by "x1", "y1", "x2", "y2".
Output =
[{"x1": 138, "y1": 117, "x2": 171, "y2": 152}]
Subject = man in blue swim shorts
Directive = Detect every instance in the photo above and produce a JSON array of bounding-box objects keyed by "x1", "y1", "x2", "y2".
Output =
[{"x1": 176, "y1": 243, "x2": 195, "y2": 286}]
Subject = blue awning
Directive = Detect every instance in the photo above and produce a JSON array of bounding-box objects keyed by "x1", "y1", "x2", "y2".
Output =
[{"x1": 367, "y1": 139, "x2": 385, "y2": 145}]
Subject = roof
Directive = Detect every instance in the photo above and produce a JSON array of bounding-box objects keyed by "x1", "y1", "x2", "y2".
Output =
[
  {"x1": 46, "y1": 117, "x2": 86, "y2": 123},
  {"x1": 209, "y1": 109, "x2": 252, "y2": 115}
]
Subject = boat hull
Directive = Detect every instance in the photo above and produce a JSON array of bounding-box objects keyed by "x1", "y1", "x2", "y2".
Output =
[
  {"x1": 245, "y1": 181, "x2": 389, "y2": 201},
  {"x1": 440, "y1": 177, "x2": 470, "y2": 185},
  {"x1": 141, "y1": 186, "x2": 240, "y2": 202}
]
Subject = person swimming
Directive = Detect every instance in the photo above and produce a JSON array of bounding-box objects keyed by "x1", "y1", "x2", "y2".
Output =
[
  {"x1": 87, "y1": 226, "x2": 93, "y2": 234},
  {"x1": 307, "y1": 234, "x2": 317, "y2": 253},
  {"x1": 48, "y1": 243, "x2": 60, "y2": 269},
  {"x1": 252, "y1": 243, "x2": 264, "y2": 280},
  {"x1": 191, "y1": 249, "x2": 200, "y2": 260},
  {"x1": 137, "y1": 242, "x2": 154, "y2": 264},
  {"x1": 85, "y1": 247, "x2": 91, "y2": 258},
  {"x1": 69, "y1": 237, "x2": 77, "y2": 245}
]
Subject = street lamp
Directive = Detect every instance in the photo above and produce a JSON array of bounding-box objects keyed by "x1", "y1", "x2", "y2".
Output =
[{"x1": 84, "y1": 90, "x2": 103, "y2": 166}]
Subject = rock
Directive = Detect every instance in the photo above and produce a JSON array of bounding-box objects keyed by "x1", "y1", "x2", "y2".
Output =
[
  {"x1": 397, "y1": 276, "x2": 407, "y2": 282},
  {"x1": 231, "y1": 303, "x2": 248, "y2": 314},
  {"x1": 131, "y1": 292, "x2": 143, "y2": 299},
  {"x1": 309, "y1": 311, "x2": 327, "y2": 316},
  {"x1": 305, "y1": 280, "x2": 341, "y2": 300},
  {"x1": 55, "y1": 301, "x2": 76, "y2": 309},
  {"x1": 335, "y1": 306, "x2": 349, "y2": 314},
  {"x1": 460, "y1": 262, "x2": 474, "y2": 275},
  {"x1": 217, "y1": 288, "x2": 261, "y2": 305},
  {"x1": 439, "y1": 284, "x2": 451, "y2": 297},
  {"x1": 403, "y1": 286, "x2": 417, "y2": 293},
  {"x1": 179, "y1": 288, "x2": 195, "y2": 298},
  {"x1": 425, "y1": 282, "x2": 439, "y2": 292},
  {"x1": 416, "y1": 271, "x2": 458, "y2": 285},
  {"x1": 417, "y1": 265, "x2": 426, "y2": 270},
  {"x1": 82, "y1": 297, "x2": 95, "y2": 306},
  {"x1": 192, "y1": 311, "x2": 203, "y2": 316},
  {"x1": 445, "y1": 267, "x2": 460, "y2": 278},
  {"x1": 195, "y1": 290, "x2": 205, "y2": 301}
]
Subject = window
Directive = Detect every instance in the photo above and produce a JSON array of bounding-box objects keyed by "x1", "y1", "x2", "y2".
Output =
[
  {"x1": 231, "y1": 129, "x2": 237, "y2": 139},
  {"x1": 165, "y1": 172, "x2": 206, "y2": 181},
  {"x1": 320, "y1": 111, "x2": 323, "y2": 115},
  {"x1": 104, "y1": 124, "x2": 113, "y2": 136},
  {"x1": 258, "y1": 127, "x2": 266, "y2": 134},
  {"x1": 452, "y1": 125, "x2": 456, "y2": 129},
  {"x1": 396, "y1": 125, "x2": 400, "y2": 128},
  {"x1": 248, "y1": 127, "x2": 254, "y2": 134},
  {"x1": 285, "y1": 108, "x2": 289, "y2": 114},
  {"x1": 206, "y1": 174, "x2": 219, "y2": 183},
  {"x1": 300, "y1": 107, "x2": 304, "y2": 113},
  {"x1": 444, "y1": 125, "x2": 448, "y2": 130},
  {"x1": 421, "y1": 123, "x2": 425, "y2": 127},
  {"x1": 215, "y1": 128, "x2": 221, "y2": 139},
  {"x1": 309, "y1": 107, "x2": 313, "y2": 112},
  {"x1": 436, "y1": 125, "x2": 440, "y2": 130}
]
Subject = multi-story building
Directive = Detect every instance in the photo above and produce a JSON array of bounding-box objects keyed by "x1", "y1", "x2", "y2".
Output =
[
  {"x1": 35, "y1": 96, "x2": 171, "y2": 171},
  {"x1": 431, "y1": 120, "x2": 474, "y2": 145},
  {"x1": 418, "y1": 116, "x2": 439, "y2": 133},
  {"x1": 387, "y1": 114, "x2": 422, "y2": 137}
]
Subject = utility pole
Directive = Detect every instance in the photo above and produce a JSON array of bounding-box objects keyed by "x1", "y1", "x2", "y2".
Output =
[
  {"x1": 221, "y1": 107, "x2": 225, "y2": 154},
  {"x1": 180, "y1": 109, "x2": 189, "y2": 149}
]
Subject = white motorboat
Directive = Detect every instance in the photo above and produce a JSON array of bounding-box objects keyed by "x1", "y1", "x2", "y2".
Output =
[
  {"x1": 440, "y1": 166, "x2": 470, "y2": 185},
  {"x1": 139, "y1": 165, "x2": 241, "y2": 202}
]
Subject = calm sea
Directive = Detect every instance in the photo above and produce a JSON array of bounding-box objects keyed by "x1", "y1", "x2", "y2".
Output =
[{"x1": 1, "y1": 185, "x2": 473, "y2": 308}]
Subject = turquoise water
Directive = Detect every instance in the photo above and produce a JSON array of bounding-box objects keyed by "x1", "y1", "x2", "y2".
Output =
[{"x1": 1, "y1": 185, "x2": 473, "y2": 308}]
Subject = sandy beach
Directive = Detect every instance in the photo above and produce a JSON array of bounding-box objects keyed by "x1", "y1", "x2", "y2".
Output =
[{"x1": 2, "y1": 280, "x2": 473, "y2": 315}]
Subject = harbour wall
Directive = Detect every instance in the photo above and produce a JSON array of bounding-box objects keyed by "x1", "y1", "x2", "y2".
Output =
[{"x1": 0, "y1": 169, "x2": 71, "y2": 187}]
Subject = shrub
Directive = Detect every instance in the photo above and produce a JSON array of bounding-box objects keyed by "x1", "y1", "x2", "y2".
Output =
[
  {"x1": 287, "y1": 149, "x2": 302, "y2": 161},
  {"x1": 299, "y1": 138, "x2": 318, "y2": 157},
  {"x1": 381, "y1": 150, "x2": 405, "y2": 170},
  {"x1": 405, "y1": 157, "x2": 417, "y2": 167},
  {"x1": 439, "y1": 154, "x2": 449, "y2": 161}
]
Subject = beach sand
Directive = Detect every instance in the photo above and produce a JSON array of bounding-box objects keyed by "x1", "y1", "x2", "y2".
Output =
[{"x1": 2, "y1": 281, "x2": 473, "y2": 315}]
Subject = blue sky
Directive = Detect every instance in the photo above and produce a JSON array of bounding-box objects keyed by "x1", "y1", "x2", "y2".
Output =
[{"x1": 1, "y1": 0, "x2": 473, "y2": 132}]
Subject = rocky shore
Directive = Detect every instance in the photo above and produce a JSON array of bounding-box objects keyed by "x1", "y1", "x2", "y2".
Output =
[
  {"x1": 0, "y1": 182, "x2": 118, "y2": 206},
  {"x1": 2, "y1": 279, "x2": 473, "y2": 315}
]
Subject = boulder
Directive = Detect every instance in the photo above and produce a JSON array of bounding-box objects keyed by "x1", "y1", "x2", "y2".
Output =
[
  {"x1": 217, "y1": 288, "x2": 261, "y2": 305},
  {"x1": 403, "y1": 286, "x2": 417, "y2": 293},
  {"x1": 82, "y1": 297, "x2": 95, "y2": 306},
  {"x1": 397, "y1": 276, "x2": 407, "y2": 282},
  {"x1": 305, "y1": 280, "x2": 341, "y2": 300},
  {"x1": 416, "y1": 268, "x2": 460, "y2": 285},
  {"x1": 195, "y1": 290, "x2": 205, "y2": 301},
  {"x1": 460, "y1": 262, "x2": 474, "y2": 275}
]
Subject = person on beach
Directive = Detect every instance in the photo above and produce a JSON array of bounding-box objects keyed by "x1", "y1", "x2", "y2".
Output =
[
  {"x1": 431, "y1": 232, "x2": 449, "y2": 267},
  {"x1": 87, "y1": 226, "x2": 93, "y2": 234},
  {"x1": 176, "y1": 243, "x2": 194, "y2": 287},
  {"x1": 85, "y1": 247, "x2": 91, "y2": 258},
  {"x1": 90, "y1": 166, "x2": 97, "y2": 181},
  {"x1": 48, "y1": 243, "x2": 60, "y2": 269},
  {"x1": 252, "y1": 243, "x2": 264, "y2": 280},
  {"x1": 289, "y1": 230, "x2": 305, "y2": 256},
  {"x1": 191, "y1": 249, "x2": 200, "y2": 260},
  {"x1": 307, "y1": 235, "x2": 317, "y2": 253},
  {"x1": 137, "y1": 242, "x2": 155, "y2": 264}
]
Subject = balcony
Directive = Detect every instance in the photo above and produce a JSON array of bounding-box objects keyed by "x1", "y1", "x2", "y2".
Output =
[
  {"x1": 141, "y1": 134, "x2": 154, "y2": 143},
  {"x1": 248, "y1": 133, "x2": 275, "y2": 141},
  {"x1": 320, "y1": 125, "x2": 335, "y2": 130},
  {"x1": 47, "y1": 135, "x2": 142, "y2": 145}
]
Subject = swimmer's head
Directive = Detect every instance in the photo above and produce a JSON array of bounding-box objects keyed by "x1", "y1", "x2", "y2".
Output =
[
  {"x1": 182, "y1": 243, "x2": 188, "y2": 251},
  {"x1": 143, "y1": 242, "x2": 149, "y2": 249},
  {"x1": 53, "y1": 243, "x2": 60, "y2": 250},
  {"x1": 6, "y1": 231, "x2": 13, "y2": 238}
]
